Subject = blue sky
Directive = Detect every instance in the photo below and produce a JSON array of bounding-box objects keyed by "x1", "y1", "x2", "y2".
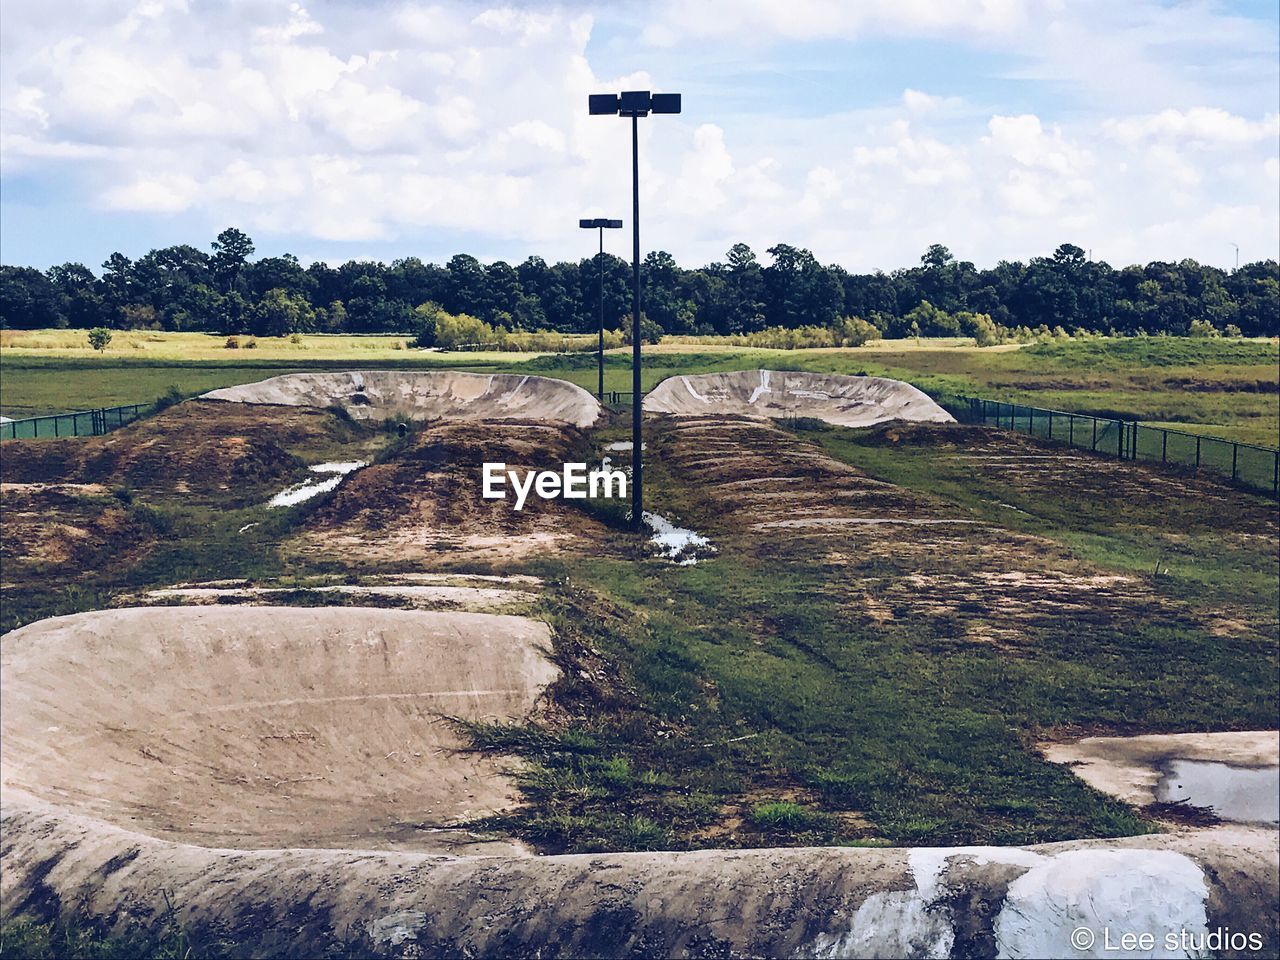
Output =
[{"x1": 1, "y1": 0, "x2": 1277, "y2": 272}]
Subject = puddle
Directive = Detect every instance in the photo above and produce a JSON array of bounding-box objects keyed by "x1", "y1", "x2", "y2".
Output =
[
  {"x1": 1156, "y1": 760, "x2": 1279, "y2": 825},
  {"x1": 642, "y1": 511, "x2": 715, "y2": 565},
  {"x1": 268, "y1": 461, "x2": 367, "y2": 508}
]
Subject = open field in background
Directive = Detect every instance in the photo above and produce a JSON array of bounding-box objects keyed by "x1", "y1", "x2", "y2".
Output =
[{"x1": 2, "y1": 332, "x2": 1276, "y2": 442}]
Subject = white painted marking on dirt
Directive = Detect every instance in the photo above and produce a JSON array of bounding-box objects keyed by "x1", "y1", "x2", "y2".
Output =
[
  {"x1": 605, "y1": 441, "x2": 646, "y2": 452},
  {"x1": 681, "y1": 376, "x2": 708, "y2": 402},
  {"x1": 808, "y1": 890, "x2": 953, "y2": 959},
  {"x1": 308, "y1": 461, "x2": 366, "y2": 473},
  {"x1": 642, "y1": 511, "x2": 715, "y2": 565},
  {"x1": 174, "y1": 689, "x2": 534, "y2": 716},
  {"x1": 368, "y1": 911, "x2": 426, "y2": 947},
  {"x1": 994, "y1": 849, "x2": 1209, "y2": 959},
  {"x1": 268, "y1": 461, "x2": 367, "y2": 508},
  {"x1": 237, "y1": 522, "x2": 260, "y2": 534},
  {"x1": 807, "y1": 846, "x2": 1212, "y2": 960},
  {"x1": 748, "y1": 369, "x2": 773, "y2": 404}
]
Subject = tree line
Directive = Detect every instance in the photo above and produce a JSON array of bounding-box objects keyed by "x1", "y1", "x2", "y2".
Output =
[{"x1": 1, "y1": 228, "x2": 1276, "y2": 344}]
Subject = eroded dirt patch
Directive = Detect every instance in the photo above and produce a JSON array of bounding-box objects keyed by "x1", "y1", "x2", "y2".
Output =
[
  {"x1": 650, "y1": 416, "x2": 1204, "y2": 649},
  {"x1": 0, "y1": 401, "x2": 376, "y2": 501}
]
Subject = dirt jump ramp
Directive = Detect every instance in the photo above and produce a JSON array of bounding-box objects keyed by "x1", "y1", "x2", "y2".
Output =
[
  {"x1": 201, "y1": 370, "x2": 601, "y2": 427},
  {"x1": 0, "y1": 607, "x2": 557, "y2": 856},
  {"x1": 643, "y1": 369, "x2": 954, "y2": 427}
]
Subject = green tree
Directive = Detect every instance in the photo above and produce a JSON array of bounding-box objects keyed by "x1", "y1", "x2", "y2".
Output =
[
  {"x1": 211, "y1": 227, "x2": 255, "y2": 293},
  {"x1": 252, "y1": 288, "x2": 316, "y2": 337},
  {"x1": 88, "y1": 326, "x2": 112, "y2": 352}
]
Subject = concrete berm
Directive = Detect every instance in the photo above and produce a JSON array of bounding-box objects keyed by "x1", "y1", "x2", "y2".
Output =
[
  {"x1": 201, "y1": 370, "x2": 601, "y2": 428},
  {"x1": 642, "y1": 369, "x2": 954, "y2": 427}
]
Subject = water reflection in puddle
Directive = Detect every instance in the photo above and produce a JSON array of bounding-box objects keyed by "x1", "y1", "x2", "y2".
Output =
[{"x1": 1156, "y1": 760, "x2": 1279, "y2": 825}]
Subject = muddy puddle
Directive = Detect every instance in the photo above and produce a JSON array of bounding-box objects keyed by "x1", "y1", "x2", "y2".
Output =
[{"x1": 1156, "y1": 759, "x2": 1279, "y2": 824}]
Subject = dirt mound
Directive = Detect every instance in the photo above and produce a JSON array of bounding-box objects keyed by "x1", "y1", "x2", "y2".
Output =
[
  {"x1": 643, "y1": 370, "x2": 953, "y2": 427},
  {"x1": 0, "y1": 403, "x2": 356, "y2": 498},
  {"x1": 292, "y1": 419, "x2": 619, "y2": 566},
  {"x1": 3, "y1": 796, "x2": 1275, "y2": 958},
  {"x1": 0, "y1": 606, "x2": 557, "y2": 855},
  {"x1": 203, "y1": 370, "x2": 601, "y2": 427},
  {"x1": 0, "y1": 484, "x2": 152, "y2": 586},
  {"x1": 650, "y1": 417, "x2": 1206, "y2": 650}
]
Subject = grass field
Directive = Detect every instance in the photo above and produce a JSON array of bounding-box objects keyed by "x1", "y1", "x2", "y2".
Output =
[{"x1": 2, "y1": 331, "x2": 1276, "y2": 445}]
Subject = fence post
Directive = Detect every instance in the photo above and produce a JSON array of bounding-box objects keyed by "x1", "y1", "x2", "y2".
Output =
[
  {"x1": 1117, "y1": 421, "x2": 1124, "y2": 457},
  {"x1": 1092, "y1": 418, "x2": 1097, "y2": 450},
  {"x1": 1048, "y1": 409, "x2": 1053, "y2": 440},
  {"x1": 1232, "y1": 444, "x2": 1238, "y2": 482},
  {"x1": 1069, "y1": 414, "x2": 1074, "y2": 445},
  {"x1": 1195, "y1": 436, "x2": 1201, "y2": 469},
  {"x1": 1162, "y1": 431, "x2": 1167, "y2": 463}
]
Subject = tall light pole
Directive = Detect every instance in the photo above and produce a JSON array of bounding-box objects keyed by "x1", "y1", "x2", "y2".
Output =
[
  {"x1": 589, "y1": 89, "x2": 681, "y2": 528},
  {"x1": 579, "y1": 217, "x2": 623, "y2": 399},
  {"x1": 1230, "y1": 243, "x2": 1239, "y2": 271}
]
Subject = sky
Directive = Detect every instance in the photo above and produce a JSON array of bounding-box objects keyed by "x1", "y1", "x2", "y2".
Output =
[{"x1": 1, "y1": 0, "x2": 1277, "y2": 273}]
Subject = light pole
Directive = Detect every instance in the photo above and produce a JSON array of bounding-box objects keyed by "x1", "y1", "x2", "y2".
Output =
[
  {"x1": 1230, "y1": 243, "x2": 1239, "y2": 271},
  {"x1": 589, "y1": 89, "x2": 681, "y2": 528},
  {"x1": 579, "y1": 217, "x2": 623, "y2": 399}
]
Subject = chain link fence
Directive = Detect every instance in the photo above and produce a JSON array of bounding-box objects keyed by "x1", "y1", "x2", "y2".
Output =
[
  {"x1": 1, "y1": 403, "x2": 152, "y2": 441},
  {"x1": 946, "y1": 395, "x2": 1279, "y2": 497}
]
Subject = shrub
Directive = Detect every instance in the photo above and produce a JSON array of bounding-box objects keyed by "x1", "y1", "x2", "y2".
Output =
[
  {"x1": 243, "y1": 337, "x2": 258, "y2": 349},
  {"x1": 87, "y1": 327, "x2": 112, "y2": 352},
  {"x1": 154, "y1": 385, "x2": 185, "y2": 412},
  {"x1": 224, "y1": 336, "x2": 240, "y2": 349}
]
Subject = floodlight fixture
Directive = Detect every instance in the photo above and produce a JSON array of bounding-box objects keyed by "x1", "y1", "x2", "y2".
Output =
[
  {"x1": 579, "y1": 216, "x2": 624, "y2": 398},
  {"x1": 588, "y1": 88, "x2": 683, "y2": 528}
]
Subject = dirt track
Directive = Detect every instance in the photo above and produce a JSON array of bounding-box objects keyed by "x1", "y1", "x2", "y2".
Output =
[
  {"x1": 2, "y1": 371, "x2": 1277, "y2": 957},
  {"x1": 203, "y1": 370, "x2": 601, "y2": 427},
  {"x1": 1, "y1": 606, "x2": 557, "y2": 855},
  {"x1": 648, "y1": 415, "x2": 1216, "y2": 650},
  {"x1": 643, "y1": 369, "x2": 953, "y2": 426}
]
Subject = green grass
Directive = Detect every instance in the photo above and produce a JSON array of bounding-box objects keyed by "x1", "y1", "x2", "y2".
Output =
[{"x1": 4, "y1": 336, "x2": 1275, "y2": 443}]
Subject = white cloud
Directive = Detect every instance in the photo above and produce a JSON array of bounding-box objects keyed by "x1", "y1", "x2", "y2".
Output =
[
  {"x1": 641, "y1": 0, "x2": 1029, "y2": 46},
  {"x1": 1104, "y1": 108, "x2": 1280, "y2": 146},
  {"x1": 0, "y1": 0, "x2": 1275, "y2": 272}
]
